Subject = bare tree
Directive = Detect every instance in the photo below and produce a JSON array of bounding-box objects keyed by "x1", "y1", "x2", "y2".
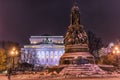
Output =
[{"x1": 87, "y1": 31, "x2": 103, "y2": 63}]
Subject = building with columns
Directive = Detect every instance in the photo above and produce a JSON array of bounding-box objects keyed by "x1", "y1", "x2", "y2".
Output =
[{"x1": 20, "y1": 36, "x2": 64, "y2": 67}]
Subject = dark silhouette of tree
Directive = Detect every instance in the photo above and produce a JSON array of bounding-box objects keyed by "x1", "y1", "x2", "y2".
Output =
[
  {"x1": 101, "y1": 53, "x2": 116, "y2": 65},
  {"x1": 19, "y1": 62, "x2": 34, "y2": 71},
  {"x1": 87, "y1": 31, "x2": 103, "y2": 63},
  {"x1": 0, "y1": 48, "x2": 7, "y2": 71}
]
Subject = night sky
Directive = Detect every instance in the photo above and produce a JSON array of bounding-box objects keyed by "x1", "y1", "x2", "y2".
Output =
[{"x1": 0, "y1": 0, "x2": 120, "y2": 45}]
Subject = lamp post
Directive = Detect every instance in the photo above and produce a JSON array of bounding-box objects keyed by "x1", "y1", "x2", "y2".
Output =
[
  {"x1": 112, "y1": 45, "x2": 120, "y2": 68},
  {"x1": 10, "y1": 47, "x2": 18, "y2": 70}
]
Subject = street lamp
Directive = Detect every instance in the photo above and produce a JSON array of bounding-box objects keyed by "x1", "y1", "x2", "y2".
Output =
[
  {"x1": 10, "y1": 47, "x2": 18, "y2": 70},
  {"x1": 112, "y1": 45, "x2": 120, "y2": 68}
]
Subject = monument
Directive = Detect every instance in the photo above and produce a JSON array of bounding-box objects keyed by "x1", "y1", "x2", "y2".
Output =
[{"x1": 60, "y1": 1, "x2": 94, "y2": 65}]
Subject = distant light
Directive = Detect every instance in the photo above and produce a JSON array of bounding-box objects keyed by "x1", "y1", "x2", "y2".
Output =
[
  {"x1": 15, "y1": 51, "x2": 18, "y2": 55},
  {"x1": 13, "y1": 47, "x2": 16, "y2": 51},
  {"x1": 115, "y1": 46, "x2": 119, "y2": 50},
  {"x1": 32, "y1": 42, "x2": 37, "y2": 44},
  {"x1": 113, "y1": 51, "x2": 115, "y2": 54},
  {"x1": 117, "y1": 50, "x2": 120, "y2": 53},
  {"x1": 11, "y1": 51, "x2": 14, "y2": 55}
]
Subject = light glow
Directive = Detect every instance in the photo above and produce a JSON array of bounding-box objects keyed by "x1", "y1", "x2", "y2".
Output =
[
  {"x1": 117, "y1": 50, "x2": 120, "y2": 53},
  {"x1": 10, "y1": 47, "x2": 18, "y2": 56},
  {"x1": 115, "y1": 47, "x2": 119, "y2": 50}
]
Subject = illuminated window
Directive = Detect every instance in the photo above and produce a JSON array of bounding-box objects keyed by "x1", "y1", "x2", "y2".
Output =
[
  {"x1": 50, "y1": 51, "x2": 53, "y2": 59},
  {"x1": 55, "y1": 55, "x2": 58, "y2": 58},
  {"x1": 25, "y1": 50, "x2": 28, "y2": 53},
  {"x1": 37, "y1": 51, "x2": 41, "y2": 58},
  {"x1": 55, "y1": 58, "x2": 58, "y2": 63},
  {"x1": 50, "y1": 51, "x2": 53, "y2": 53},
  {"x1": 59, "y1": 51, "x2": 62, "y2": 54},
  {"x1": 42, "y1": 59, "x2": 44, "y2": 63},
  {"x1": 51, "y1": 56, "x2": 53, "y2": 58},
  {"x1": 41, "y1": 51, "x2": 45, "y2": 58},
  {"x1": 46, "y1": 58, "x2": 48, "y2": 63},
  {"x1": 46, "y1": 51, "x2": 49, "y2": 53},
  {"x1": 51, "y1": 58, "x2": 53, "y2": 62},
  {"x1": 55, "y1": 51, "x2": 58, "y2": 54},
  {"x1": 42, "y1": 51, "x2": 44, "y2": 54},
  {"x1": 46, "y1": 55, "x2": 48, "y2": 58},
  {"x1": 42, "y1": 55, "x2": 44, "y2": 58},
  {"x1": 46, "y1": 51, "x2": 49, "y2": 57}
]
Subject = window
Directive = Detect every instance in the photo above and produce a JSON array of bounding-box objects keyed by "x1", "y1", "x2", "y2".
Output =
[
  {"x1": 42, "y1": 59, "x2": 44, "y2": 63},
  {"x1": 46, "y1": 58, "x2": 48, "y2": 63},
  {"x1": 55, "y1": 51, "x2": 58, "y2": 54},
  {"x1": 51, "y1": 58, "x2": 53, "y2": 62}
]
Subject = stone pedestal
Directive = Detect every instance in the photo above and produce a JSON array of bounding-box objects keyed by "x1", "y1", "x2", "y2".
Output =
[
  {"x1": 65, "y1": 44, "x2": 89, "y2": 53},
  {"x1": 60, "y1": 52, "x2": 94, "y2": 65},
  {"x1": 60, "y1": 43, "x2": 94, "y2": 65}
]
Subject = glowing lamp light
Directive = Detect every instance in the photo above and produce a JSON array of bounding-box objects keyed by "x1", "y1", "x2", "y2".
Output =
[
  {"x1": 113, "y1": 51, "x2": 115, "y2": 54},
  {"x1": 112, "y1": 45, "x2": 120, "y2": 55},
  {"x1": 11, "y1": 51, "x2": 14, "y2": 55},
  {"x1": 10, "y1": 47, "x2": 19, "y2": 69},
  {"x1": 13, "y1": 47, "x2": 16, "y2": 51},
  {"x1": 117, "y1": 50, "x2": 120, "y2": 53},
  {"x1": 10, "y1": 47, "x2": 18, "y2": 56},
  {"x1": 15, "y1": 51, "x2": 18, "y2": 55},
  {"x1": 115, "y1": 47, "x2": 119, "y2": 50}
]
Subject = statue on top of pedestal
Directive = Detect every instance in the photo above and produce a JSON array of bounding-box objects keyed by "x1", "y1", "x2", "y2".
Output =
[{"x1": 64, "y1": 1, "x2": 88, "y2": 46}]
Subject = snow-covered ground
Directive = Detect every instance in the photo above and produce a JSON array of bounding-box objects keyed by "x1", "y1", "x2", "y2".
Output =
[{"x1": 0, "y1": 73, "x2": 120, "y2": 80}]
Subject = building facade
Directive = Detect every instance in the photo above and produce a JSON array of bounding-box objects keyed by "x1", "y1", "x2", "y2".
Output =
[{"x1": 20, "y1": 36, "x2": 64, "y2": 67}]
